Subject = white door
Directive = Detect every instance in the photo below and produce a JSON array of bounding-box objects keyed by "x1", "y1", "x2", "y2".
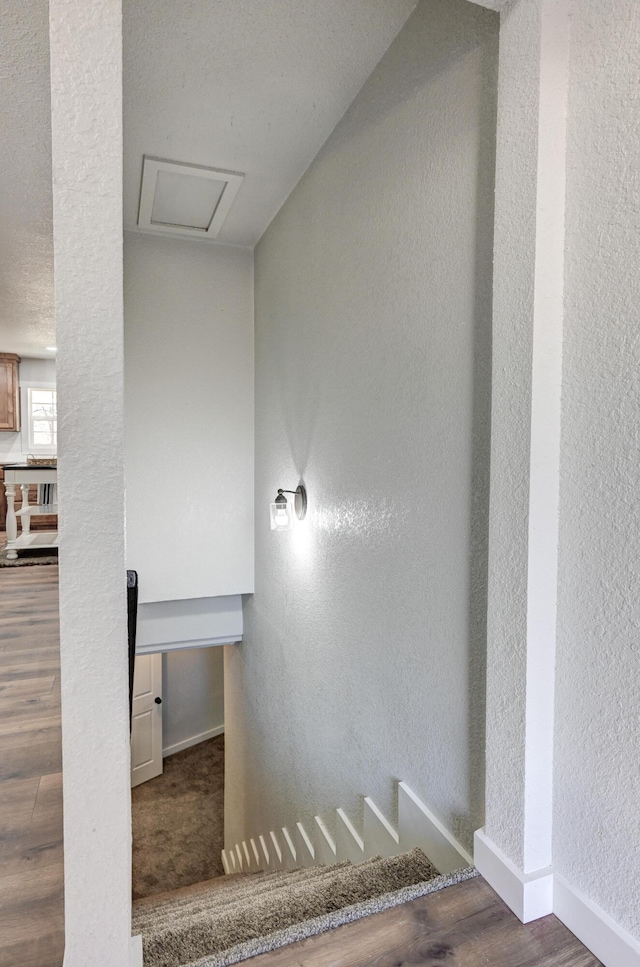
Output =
[{"x1": 131, "y1": 653, "x2": 163, "y2": 787}]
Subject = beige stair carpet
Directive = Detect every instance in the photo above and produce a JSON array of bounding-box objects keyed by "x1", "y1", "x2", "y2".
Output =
[{"x1": 133, "y1": 847, "x2": 477, "y2": 967}]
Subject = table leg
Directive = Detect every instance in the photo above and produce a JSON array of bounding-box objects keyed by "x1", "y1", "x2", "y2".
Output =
[
  {"x1": 5, "y1": 484, "x2": 17, "y2": 559},
  {"x1": 21, "y1": 484, "x2": 31, "y2": 536}
]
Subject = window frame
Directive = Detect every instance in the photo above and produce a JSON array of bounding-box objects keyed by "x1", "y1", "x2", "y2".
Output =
[{"x1": 24, "y1": 384, "x2": 58, "y2": 455}]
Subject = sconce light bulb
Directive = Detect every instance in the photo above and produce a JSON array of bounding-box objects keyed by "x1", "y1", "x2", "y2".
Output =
[{"x1": 275, "y1": 505, "x2": 289, "y2": 526}]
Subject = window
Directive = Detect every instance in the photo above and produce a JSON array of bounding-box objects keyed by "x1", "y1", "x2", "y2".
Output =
[{"x1": 27, "y1": 387, "x2": 57, "y2": 453}]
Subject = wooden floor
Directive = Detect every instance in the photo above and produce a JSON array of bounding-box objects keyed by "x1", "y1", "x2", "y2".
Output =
[
  {"x1": 249, "y1": 876, "x2": 602, "y2": 966},
  {"x1": 0, "y1": 565, "x2": 64, "y2": 967}
]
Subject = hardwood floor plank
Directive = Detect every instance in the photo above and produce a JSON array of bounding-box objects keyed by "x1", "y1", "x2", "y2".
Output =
[
  {"x1": 0, "y1": 635, "x2": 60, "y2": 664},
  {"x1": 0, "y1": 774, "x2": 63, "y2": 878},
  {"x1": 0, "y1": 929, "x2": 65, "y2": 967},
  {"x1": 0, "y1": 645, "x2": 61, "y2": 668},
  {"x1": 0, "y1": 777, "x2": 40, "y2": 830},
  {"x1": 246, "y1": 879, "x2": 601, "y2": 967},
  {"x1": 0, "y1": 660, "x2": 60, "y2": 684},
  {"x1": 0, "y1": 566, "x2": 63, "y2": 966},
  {"x1": 0, "y1": 692, "x2": 61, "y2": 738},
  {"x1": 0, "y1": 676, "x2": 55, "y2": 699},
  {"x1": 0, "y1": 737, "x2": 62, "y2": 782}
]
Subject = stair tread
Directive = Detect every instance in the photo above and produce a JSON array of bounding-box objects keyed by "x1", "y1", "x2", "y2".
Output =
[
  {"x1": 134, "y1": 872, "x2": 252, "y2": 910},
  {"x1": 133, "y1": 863, "x2": 353, "y2": 931},
  {"x1": 134, "y1": 848, "x2": 438, "y2": 967}
]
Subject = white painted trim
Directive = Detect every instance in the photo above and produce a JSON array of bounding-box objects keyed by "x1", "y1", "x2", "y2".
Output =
[
  {"x1": 130, "y1": 936, "x2": 143, "y2": 967},
  {"x1": 162, "y1": 724, "x2": 224, "y2": 758},
  {"x1": 363, "y1": 797, "x2": 399, "y2": 859},
  {"x1": 136, "y1": 635, "x2": 241, "y2": 657},
  {"x1": 335, "y1": 808, "x2": 365, "y2": 864},
  {"x1": 473, "y1": 829, "x2": 552, "y2": 923},
  {"x1": 250, "y1": 838, "x2": 261, "y2": 869},
  {"x1": 295, "y1": 822, "x2": 316, "y2": 866},
  {"x1": 554, "y1": 874, "x2": 640, "y2": 967},
  {"x1": 398, "y1": 782, "x2": 472, "y2": 874},
  {"x1": 137, "y1": 156, "x2": 244, "y2": 241},
  {"x1": 281, "y1": 827, "x2": 298, "y2": 869},
  {"x1": 522, "y1": 0, "x2": 570, "y2": 874},
  {"x1": 270, "y1": 831, "x2": 283, "y2": 868},
  {"x1": 259, "y1": 834, "x2": 270, "y2": 867},
  {"x1": 313, "y1": 815, "x2": 337, "y2": 866},
  {"x1": 242, "y1": 841, "x2": 251, "y2": 870},
  {"x1": 221, "y1": 850, "x2": 231, "y2": 875},
  {"x1": 235, "y1": 844, "x2": 244, "y2": 871},
  {"x1": 224, "y1": 782, "x2": 471, "y2": 878}
]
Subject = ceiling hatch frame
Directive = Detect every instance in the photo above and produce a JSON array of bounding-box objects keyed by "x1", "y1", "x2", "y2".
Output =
[{"x1": 137, "y1": 156, "x2": 244, "y2": 240}]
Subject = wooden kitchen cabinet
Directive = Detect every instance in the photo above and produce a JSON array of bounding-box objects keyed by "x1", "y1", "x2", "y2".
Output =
[{"x1": 0, "y1": 354, "x2": 20, "y2": 431}]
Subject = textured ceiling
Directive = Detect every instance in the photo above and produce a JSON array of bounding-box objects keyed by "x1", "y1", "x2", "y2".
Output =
[
  {"x1": 123, "y1": 0, "x2": 418, "y2": 247},
  {"x1": 0, "y1": 1, "x2": 55, "y2": 356}
]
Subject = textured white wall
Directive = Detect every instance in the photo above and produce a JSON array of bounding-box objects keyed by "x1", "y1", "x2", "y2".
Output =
[
  {"x1": 162, "y1": 647, "x2": 224, "y2": 754},
  {"x1": 0, "y1": 0, "x2": 55, "y2": 356},
  {"x1": 18, "y1": 356, "x2": 56, "y2": 384},
  {"x1": 0, "y1": 357, "x2": 56, "y2": 463},
  {"x1": 554, "y1": 0, "x2": 640, "y2": 939},
  {"x1": 225, "y1": 0, "x2": 498, "y2": 854},
  {"x1": 124, "y1": 232, "x2": 254, "y2": 604},
  {"x1": 50, "y1": 0, "x2": 132, "y2": 964}
]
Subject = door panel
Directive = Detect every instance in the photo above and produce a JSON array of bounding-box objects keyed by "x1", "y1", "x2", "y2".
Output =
[{"x1": 131, "y1": 652, "x2": 163, "y2": 787}]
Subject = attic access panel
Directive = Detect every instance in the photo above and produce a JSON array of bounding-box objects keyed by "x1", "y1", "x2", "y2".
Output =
[{"x1": 137, "y1": 157, "x2": 244, "y2": 240}]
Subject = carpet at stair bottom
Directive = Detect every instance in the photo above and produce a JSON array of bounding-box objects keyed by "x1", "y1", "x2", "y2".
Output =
[{"x1": 132, "y1": 735, "x2": 225, "y2": 900}]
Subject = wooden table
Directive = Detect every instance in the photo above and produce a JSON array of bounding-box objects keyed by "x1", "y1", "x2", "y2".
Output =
[{"x1": 3, "y1": 465, "x2": 58, "y2": 560}]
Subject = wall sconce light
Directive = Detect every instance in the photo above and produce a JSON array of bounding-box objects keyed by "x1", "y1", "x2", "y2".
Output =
[{"x1": 270, "y1": 485, "x2": 307, "y2": 531}]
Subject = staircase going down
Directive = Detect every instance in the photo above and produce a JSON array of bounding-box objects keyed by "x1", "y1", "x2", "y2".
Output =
[{"x1": 133, "y1": 848, "x2": 473, "y2": 967}]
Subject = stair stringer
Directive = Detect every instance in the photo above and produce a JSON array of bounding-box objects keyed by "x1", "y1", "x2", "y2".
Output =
[
  {"x1": 313, "y1": 815, "x2": 337, "y2": 866},
  {"x1": 280, "y1": 826, "x2": 298, "y2": 870},
  {"x1": 223, "y1": 780, "x2": 471, "y2": 878}
]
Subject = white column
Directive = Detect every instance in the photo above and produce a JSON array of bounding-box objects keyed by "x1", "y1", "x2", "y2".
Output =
[
  {"x1": 474, "y1": 0, "x2": 570, "y2": 923},
  {"x1": 5, "y1": 483, "x2": 17, "y2": 559},
  {"x1": 21, "y1": 484, "x2": 31, "y2": 536},
  {"x1": 49, "y1": 1, "x2": 132, "y2": 965}
]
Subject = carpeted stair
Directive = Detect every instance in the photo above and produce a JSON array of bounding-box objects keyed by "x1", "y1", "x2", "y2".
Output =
[{"x1": 133, "y1": 848, "x2": 476, "y2": 967}]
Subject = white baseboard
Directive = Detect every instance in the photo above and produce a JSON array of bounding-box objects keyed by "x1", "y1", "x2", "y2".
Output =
[
  {"x1": 473, "y1": 828, "x2": 553, "y2": 923},
  {"x1": 162, "y1": 724, "x2": 224, "y2": 758},
  {"x1": 130, "y1": 935, "x2": 143, "y2": 967},
  {"x1": 554, "y1": 873, "x2": 640, "y2": 967}
]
